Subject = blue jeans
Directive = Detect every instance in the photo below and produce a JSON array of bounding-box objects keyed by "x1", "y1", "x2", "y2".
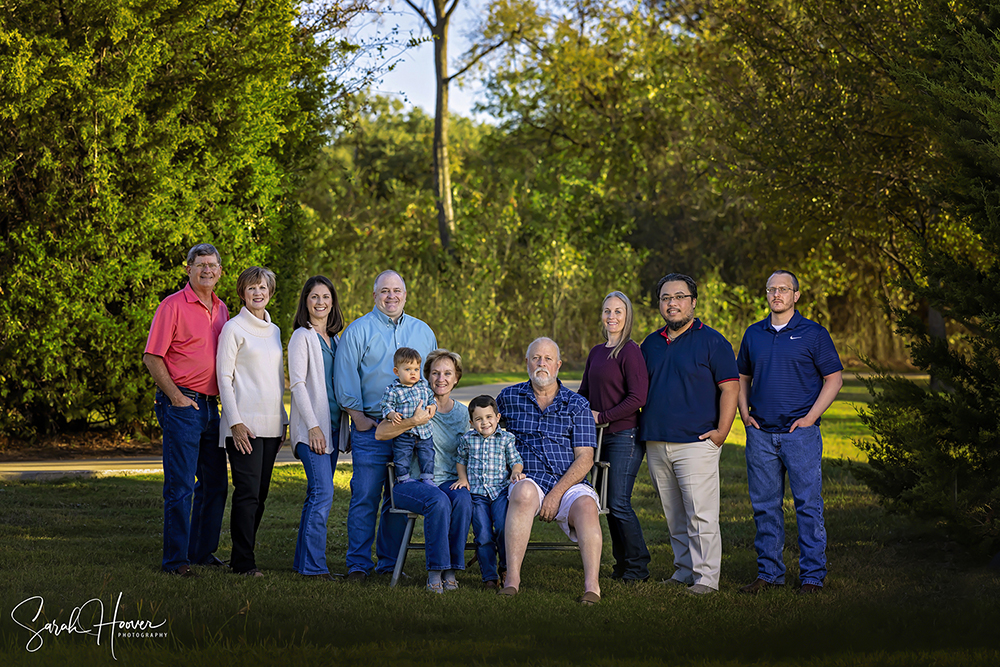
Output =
[
  {"x1": 602, "y1": 427, "x2": 651, "y2": 581},
  {"x1": 471, "y1": 492, "x2": 508, "y2": 582},
  {"x1": 155, "y1": 391, "x2": 228, "y2": 572},
  {"x1": 294, "y1": 442, "x2": 340, "y2": 575},
  {"x1": 745, "y1": 425, "x2": 827, "y2": 586},
  {"x1": 346, "y1": 424, "x2": 406, "y2": 574},
  {"x1": 392, "y1": 479, "x2": 454, "y2": 571},
  {"x1": 439, "y1": 481, "x2": 472, "y2": 571},
  {"x1": 393, "y1": 432, "x2": 435, "y2": 482}
]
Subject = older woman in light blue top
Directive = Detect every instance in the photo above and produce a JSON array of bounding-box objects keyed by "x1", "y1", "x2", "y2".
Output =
[
  {"x1": 376, "y1": 349, "x2": 472, "y2": 590},
  {"x1": 289, "y1": 275, "x2": 345, "y2": 579}
]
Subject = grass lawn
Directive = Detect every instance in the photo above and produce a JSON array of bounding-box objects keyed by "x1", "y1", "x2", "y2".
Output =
[{"x1": 2, "y1": 377, "x2": 999, "y2": 665}]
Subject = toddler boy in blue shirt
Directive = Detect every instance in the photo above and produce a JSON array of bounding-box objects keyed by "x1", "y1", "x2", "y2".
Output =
[
  {"x1": 454, "y1": 395, "x2": 524, "y2": 588},
  {"x1": 380, "y1": 347, "x2": 436, "y2": 484}
]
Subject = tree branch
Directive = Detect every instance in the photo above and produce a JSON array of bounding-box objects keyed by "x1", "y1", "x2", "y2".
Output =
[{"x1": 402, "y1": 0, "x2": 434, "y2": 31}]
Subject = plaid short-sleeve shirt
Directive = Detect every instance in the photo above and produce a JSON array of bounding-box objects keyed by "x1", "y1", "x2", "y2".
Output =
[
  {"x1": 457, "y1": 428, "x2": 522, "y2": 500},
  {"x1": 380, "y1": 378, "x2": 436, "y2": 439},
  {"x1": 496, "y1": 381, "x2": 596, "y2": 494}
]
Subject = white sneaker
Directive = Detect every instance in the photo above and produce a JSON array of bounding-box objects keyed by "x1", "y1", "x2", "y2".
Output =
[{"x1": 685, "y1": 584, "x2": 716, "y2": 596}]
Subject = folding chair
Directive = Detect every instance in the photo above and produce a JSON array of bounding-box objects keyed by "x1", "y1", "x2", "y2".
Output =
[
  {"x1": 386, "y1": 424, "x2": 610, "y2": 583},
  {"x1": 524, "y1": 423, "x2": 610, "y2": 552},
  {"x1": 386, "y1": 463, "x2": 420, "y2": 588}
]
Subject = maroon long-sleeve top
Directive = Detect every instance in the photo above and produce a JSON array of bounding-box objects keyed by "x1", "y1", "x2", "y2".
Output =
[{"x1": 577, "y1": 339, "x2": 649, "y2": 434}]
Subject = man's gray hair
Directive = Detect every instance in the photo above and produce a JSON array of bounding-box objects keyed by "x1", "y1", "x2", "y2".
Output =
[
  {"x1": 186, "y1": 243, "x2": 221, "y2": 266},
  {"x1": 373, "y1": 269, "x2": 406, "y2": 292},
  {"x1": 526, "y1": 336, "x2": 561, "y2": 360}
]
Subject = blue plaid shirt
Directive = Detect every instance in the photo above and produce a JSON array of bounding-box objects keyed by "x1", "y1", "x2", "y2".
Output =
[
  {"x1": 458, "y1": 428, "x2": 522, "y2": 500},
  {"x1": 380, "y1": 379, "x2": 436, "y2": 439},
  {"x1": 496, "y1": 381, "x2": 596, "y2": 494}
]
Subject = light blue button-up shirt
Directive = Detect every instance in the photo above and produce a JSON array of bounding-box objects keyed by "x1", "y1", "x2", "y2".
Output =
[{"x1": 334, "y1": 307, "x2": 437, "y2": 419}]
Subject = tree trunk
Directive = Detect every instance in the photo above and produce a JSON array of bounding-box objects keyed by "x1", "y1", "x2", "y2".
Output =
[{"x1": 432, "y1": 10, "x2": 454, "y2": 253}]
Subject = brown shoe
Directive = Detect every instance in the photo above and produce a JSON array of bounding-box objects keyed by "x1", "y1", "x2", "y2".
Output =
[
  {"x1": 739, "y1": 578, "x2": 779, "y2": 594},
  {"x1": 483, "y1": 580, "x2": 499, "y2": 591},
  {"x1": 577, "y1": 591, "x2": 601, "y2": 606},
  {"x1": 798, "y1": 583, "x2": 823, "y2": 595},
  {"x1": 164, "y1": 564, "x2": 198, "y2": 578}
]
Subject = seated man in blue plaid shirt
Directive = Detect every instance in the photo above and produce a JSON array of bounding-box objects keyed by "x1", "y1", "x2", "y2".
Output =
[
  {"x1": 496, "y1": 337, "x2": 603, "y2": 605},
  {"x1": 380, "y1": 347, "x2": 437, "y2": 484}
]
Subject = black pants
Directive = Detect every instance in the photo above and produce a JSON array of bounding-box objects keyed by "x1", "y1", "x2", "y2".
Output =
[{"x1": 225, "y1": 436, "x2": 281, "y2": 573}]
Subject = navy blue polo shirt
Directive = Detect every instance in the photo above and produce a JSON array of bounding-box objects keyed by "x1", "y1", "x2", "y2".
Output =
[
  {"x1": 736, "y1": 310, "x2": 843, "y2": 433},
  {"x1": 640, "y1": 319, "x2": 739, "y2": 443}
]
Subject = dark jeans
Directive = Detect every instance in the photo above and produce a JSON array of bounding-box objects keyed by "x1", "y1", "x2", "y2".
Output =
[
  {"x1": 155, "y1": 390, "x2": 228, "y2": 572},
  {"x1": 226, "y1": 436, "x2": 281, "y2": 573},
  {"x1": 603, "y1": 427, "x2": 651, "y2": 581},
  {"x1": 393, "y1": 432, "x2": 435, "y2": 482},
  {"x1": 471, "y1": 492, "x2": 509, "y2": 582}
]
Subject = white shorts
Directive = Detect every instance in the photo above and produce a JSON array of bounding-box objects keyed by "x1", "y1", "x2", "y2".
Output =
[{"x1": 509, "y1": 478, "x2": 600, "y2": 542}]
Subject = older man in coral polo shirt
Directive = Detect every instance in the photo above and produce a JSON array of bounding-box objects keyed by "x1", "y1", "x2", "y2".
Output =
[{"x1": 144, "y1": 243, "x2": 230, "y2": 576}]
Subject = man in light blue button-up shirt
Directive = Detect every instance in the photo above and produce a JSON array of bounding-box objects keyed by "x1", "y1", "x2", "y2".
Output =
[{"x1": 334, "y1": 270, "x2": 438, "y2": 578}]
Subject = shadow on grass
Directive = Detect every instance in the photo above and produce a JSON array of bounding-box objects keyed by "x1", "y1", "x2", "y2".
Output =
[{"x1": 2, "y1": 450, "x2": 999, "y2": 665}]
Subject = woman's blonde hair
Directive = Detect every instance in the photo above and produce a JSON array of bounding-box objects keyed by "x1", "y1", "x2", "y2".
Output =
[
  {"x1": 423, "y1": 349, "x2": 463, "y2": 383},
  {"x1": 602, "y1": 291, "x2": 634, "y2": 359}
]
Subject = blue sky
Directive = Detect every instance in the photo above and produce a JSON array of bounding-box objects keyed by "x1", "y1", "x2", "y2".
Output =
[{"x1": 355, "y1": 3, "x2": 490, "y2": 121}]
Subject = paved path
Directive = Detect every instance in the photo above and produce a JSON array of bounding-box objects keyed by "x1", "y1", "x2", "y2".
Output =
[{"x1": 0, "y1": 382, "x2": 580, "y2": 481}]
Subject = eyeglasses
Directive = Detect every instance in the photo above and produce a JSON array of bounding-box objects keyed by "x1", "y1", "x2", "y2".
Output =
[
  {"x1": 191, "y1": 262, "x2": 221, "y2": 271},
  {"x1": 765, "y1": 286, "x2": 795, "y2": 296},
  {"x1": 659, "y1": 294, "x2": 694, "y2": 304}
]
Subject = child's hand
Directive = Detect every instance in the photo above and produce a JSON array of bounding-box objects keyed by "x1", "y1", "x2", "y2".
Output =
[
  {"x1": 510, "y1": 471, "x2": 526, "y2": 483},
  {"x1": 387, "y1": 411, "x2": 402, "y2": 425},
  {"x1": 450, "y1": 480, "x2": 469, "y2": 491}
]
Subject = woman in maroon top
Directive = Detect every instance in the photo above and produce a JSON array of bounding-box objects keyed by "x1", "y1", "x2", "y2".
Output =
[{"x1": 578, "y1": 290, "x2": 651, "y2": 582}]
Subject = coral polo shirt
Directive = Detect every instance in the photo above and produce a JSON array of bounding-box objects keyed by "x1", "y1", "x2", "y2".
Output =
[{"x1": 145, "y1": 283, "x2": 229, "y2": 396}]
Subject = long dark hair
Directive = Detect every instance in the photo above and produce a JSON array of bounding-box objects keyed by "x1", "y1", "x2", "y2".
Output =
[{"x1": 293, "y1": 275, "x2": 344, "y2": 337}]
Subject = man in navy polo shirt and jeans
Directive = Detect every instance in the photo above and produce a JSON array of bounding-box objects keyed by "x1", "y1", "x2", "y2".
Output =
[
  {"x1": 736, "y1": 270, "x2": 843, "y2": 595},
  {"x1": 641, "y1": 273, "x2": 739, "y2": 596}
]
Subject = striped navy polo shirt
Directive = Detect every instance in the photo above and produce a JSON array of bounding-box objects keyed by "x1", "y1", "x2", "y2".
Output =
[{"x1": 737, "y1": 311, "x2": 843, "y2": 433}]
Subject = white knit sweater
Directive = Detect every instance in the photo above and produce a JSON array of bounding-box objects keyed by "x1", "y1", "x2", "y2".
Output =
[{"x1": 217, "y1": 307, "x2": 287, "y2": 447}]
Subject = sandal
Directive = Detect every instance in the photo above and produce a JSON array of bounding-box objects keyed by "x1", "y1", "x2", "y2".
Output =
[
  {"x1": 498, "y1": 586, "x2": 518, "y2": 597},
  {"x1": 443, "y1": 578, "x2": 459, "y2": 591},
  {"x1": 426, "y1": 581, "x2": 444, "y2": 594},
  {"x1": 577, "y1": 591, "x2": 601, "y2": 605}
]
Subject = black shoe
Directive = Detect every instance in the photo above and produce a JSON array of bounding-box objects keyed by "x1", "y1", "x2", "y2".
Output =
[
  {"x1": 164, "y1": 564, "x2": 198, "y2": 578},
  {"x1": 347, "y1": 570, "x2": 367, "y2": 583},
  {"x1": 739, "y1": 578, "x2": 780, "y2": 594},
  {"x1": 621, "y1": 577, "x2": 649, "y2": 586},
  {"x1": 197, "y1": 555, "x2": 230, "y2": 569},
  {"x1": 798, "y1": 583, "x2": 823, "y2": 595}
]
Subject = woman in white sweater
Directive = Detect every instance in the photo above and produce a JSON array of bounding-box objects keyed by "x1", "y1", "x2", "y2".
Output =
[
  {"x1": 217, "y1": 266, "x2": 287, "y2": 577},
  {"x1": 288, "y1": 275, "x2": 345, "y2": 579}
]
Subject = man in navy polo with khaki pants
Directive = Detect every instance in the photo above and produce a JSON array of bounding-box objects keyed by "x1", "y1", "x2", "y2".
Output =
[
  {"x1": 736, "y1": 270, "x2": 843, "y2": 595},
  {"x1": 641, "y1": 273, "x2": 739, "y2": 596}
]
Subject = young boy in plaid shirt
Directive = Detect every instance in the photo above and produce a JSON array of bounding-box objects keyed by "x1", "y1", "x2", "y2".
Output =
[
  {"x1": 454, "y1": 394, "x2": 524, "y2": 589},
  {"x1": 381, "y1": 347, "x2": 436, "y2": 484}
]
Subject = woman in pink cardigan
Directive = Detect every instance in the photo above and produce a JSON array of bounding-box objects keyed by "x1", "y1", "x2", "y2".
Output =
[{"x1": 288, "y1": 275, "x2": 346, "y2": 580}]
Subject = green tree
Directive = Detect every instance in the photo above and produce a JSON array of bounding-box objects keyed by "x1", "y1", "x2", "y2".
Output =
[
  {"x1": 854, "y1": 0, "x2": 1000, "y2": 553},
  {"x1": 692, "y1": 0, "x2": 987, "y2": 363},
  {"x1": 0, "y1": 0, "x2": 365, "y2": 437}
]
